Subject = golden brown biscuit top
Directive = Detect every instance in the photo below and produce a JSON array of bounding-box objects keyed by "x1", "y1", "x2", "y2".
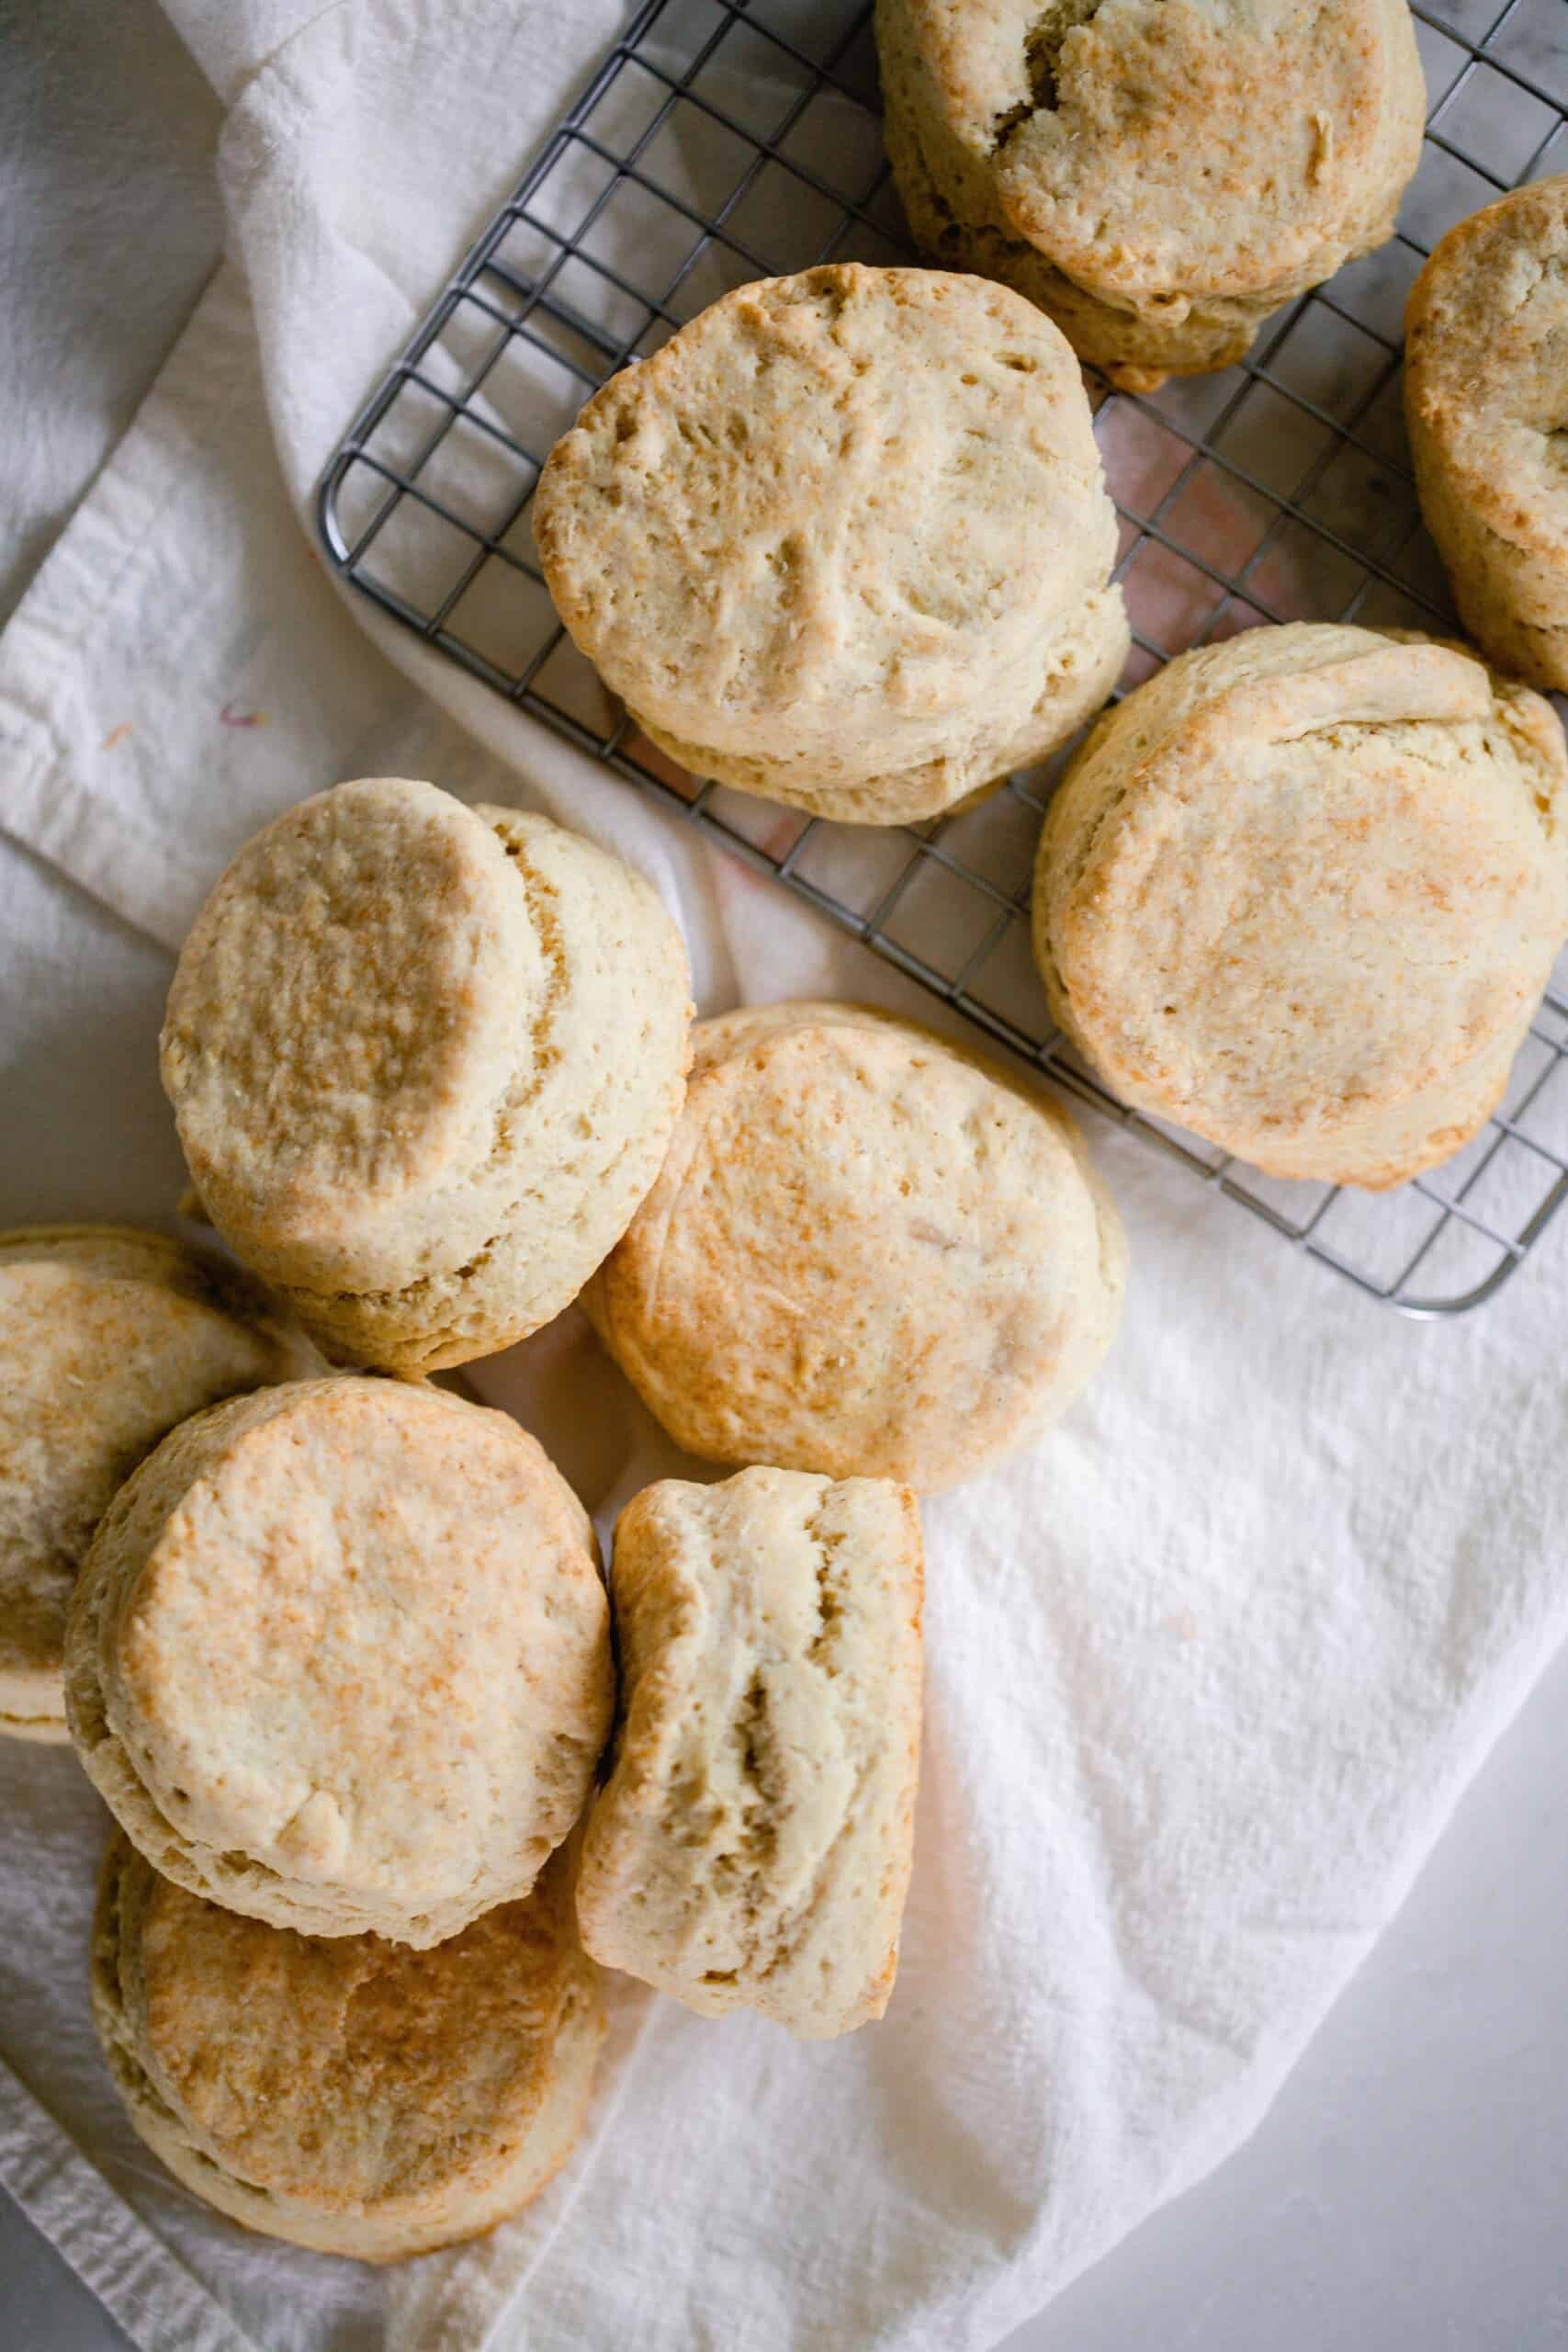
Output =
[
  {"x1": 98, "y1": 1835, "x2": 595, "y2": 2212},
  {"x1": 590, "y1": 1005, "x2": 1123, "y2": 1487},
  {"x1": 161, "y1": 783, "x2": 694, "y2": 1345},
  {"x1": 1404, "y1": 175, "x2": 1568, "y2": 559},
  {"x1": 534, "y1": 264, "x2": 1111, "y2": 727},
  {"x1": 89, "y1": 1377, "x2": 609, "y2": 1915},
  {"x1": 1043, "y1": 628, "x2": 1568, "y2": 1140},
  {"x1": 900, "y1": 0, "x2": 1417, "y2": 294}
]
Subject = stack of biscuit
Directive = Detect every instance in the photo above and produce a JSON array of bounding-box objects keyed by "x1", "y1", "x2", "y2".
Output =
[
  {"x1": 7, "y1": 771, "x2": 1127, "y2": 2259},
  {"x1": 535, "y1": 263, "x2": 1129, "y2": 823},
  {"x1": 8, "y1": 16, "x2": 1568, "y2": 2274},
  {"x1": 874, "y1": 0, "x2": 1427, "y2": 390}
]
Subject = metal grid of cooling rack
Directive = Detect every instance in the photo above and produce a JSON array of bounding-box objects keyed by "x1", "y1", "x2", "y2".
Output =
[{"x1": 318, "y1": 0, "x2": 1568, "y2": 1316}]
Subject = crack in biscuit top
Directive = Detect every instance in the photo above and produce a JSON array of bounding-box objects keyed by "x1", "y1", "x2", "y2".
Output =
[{"x1": 919, "y1": 0, "x2": 1404, "y2": 296}]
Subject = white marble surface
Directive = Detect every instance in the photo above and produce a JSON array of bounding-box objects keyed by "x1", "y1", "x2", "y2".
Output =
[{"x1": 4, "y1": 5, "x2": 1567, "y2": 2346}]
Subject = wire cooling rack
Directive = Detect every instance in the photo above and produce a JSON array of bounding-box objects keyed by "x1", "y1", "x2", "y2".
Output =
[{"x1": 318, "y1": 0, "x2": 1568, "y2": 1315}]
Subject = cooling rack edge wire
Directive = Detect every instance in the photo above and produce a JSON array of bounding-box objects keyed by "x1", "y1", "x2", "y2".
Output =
[{"x1": 317, "y1": 0, "x2": 1568, "y2": 1317}]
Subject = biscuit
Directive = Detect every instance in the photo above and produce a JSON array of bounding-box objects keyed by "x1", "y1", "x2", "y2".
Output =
[
  {"x1": 576, "y1": 1467, "x2": 923, "y2": 2038},
  {"x1": 1032, "y1": 623, "x2": 1568, "y2": 1186},
  {"x1": 161, "y1": 778, "x2": 693, "y2": 1374},
  {"x1": 0, "y1": 1227, "x2": 321, "y2": 1745},
  {"x1": 534, "y1": 265, "x2": 1127, "y2": 823},
  {"x1": 91, "y1": 1832, "x2": 604, "y2": 2259},
  {"x1": 583, "y1": 1001, "x2": 1126, "y2": 1488},
  {"x1": 65, "y1": 1376, "x2": 612, "y2": 1946},
  {"x1": 876, "y1": 0, "x2": 1425, "y2": 389},
  {"x1": 1405, "y1": 175, "x2": 1568, "y2": 695}
]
